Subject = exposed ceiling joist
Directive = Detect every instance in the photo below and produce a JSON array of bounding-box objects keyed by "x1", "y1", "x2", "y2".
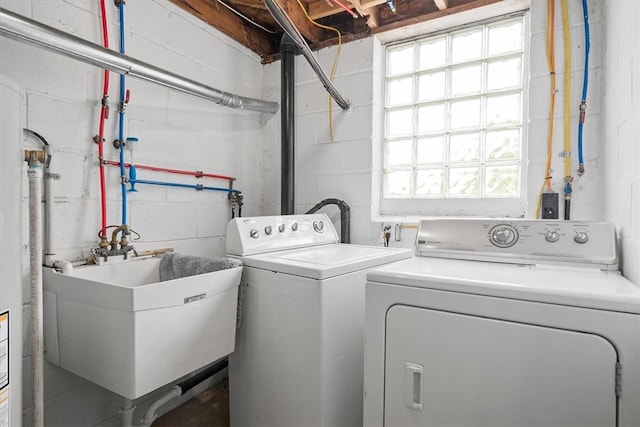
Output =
[
  {"x1": 434, "y1": 0, "x2": 449, "y2": 10},
  {"x1": 349, "y1": 0, "x2": 379, "y2": 28},
  {"x1": 273, "y1": 0, "x2": 327, "y2": 43},
  {"x1": 231, "y1": 0, "x2": 268, "y2": 10},
  {"x1": 372, "y1": 0, "x2": 501, "y2": 35},
  {"x1": 169, "y1": 0, "x2": 276, "y2": 57},
  {"x1": 308, "y1": 0, "x2": 388, "y2": 20},
  {"x1": 170, "y1": 0, "x2": 502, "y2": 62}
]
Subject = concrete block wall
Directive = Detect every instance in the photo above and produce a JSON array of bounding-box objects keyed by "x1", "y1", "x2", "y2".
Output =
[
  {"x1": 602, "y1": 0, "x2": 640, "y2": 284},
  {"x1": 0, "y1": 0, "x2": 267, "y2": 424},
  {"x1": 262, "y1": 0, "x2": 604, "y2": 248},
  {"x1": 262, "y1": 37, "x2": 382, "y2": 244},
  {"x1": 528, "y1": 0, "x2": 604, "y2": 220}
]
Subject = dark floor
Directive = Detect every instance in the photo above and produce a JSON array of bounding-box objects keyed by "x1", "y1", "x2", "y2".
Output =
[{"x1": 154, "y1": 379, "x2": 230, "y2": 426}]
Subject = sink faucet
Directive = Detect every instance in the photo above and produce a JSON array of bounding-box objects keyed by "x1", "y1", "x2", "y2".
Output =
[
  {"x1": 110, "y1": 224, "x2": 130, "y2": 251},
  {"x1": 93, "y1": 224, "x2": 136, "y2": 263}
]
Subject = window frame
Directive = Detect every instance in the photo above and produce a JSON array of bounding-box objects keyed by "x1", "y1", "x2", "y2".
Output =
[{"x1": 373, "y1": 10, "x2": 531, "y2": 221}]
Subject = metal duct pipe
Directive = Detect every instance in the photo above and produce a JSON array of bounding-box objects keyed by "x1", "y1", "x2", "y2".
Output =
[
  {"x1": 264, "y1": 0, "x2": 350, "y2": 111},
  {"x1": 281, "y1": 34, "x2": 296, "y2": 215},
  {"x1": 0, "y1": 7, "x2": 279, "y2": 114}
]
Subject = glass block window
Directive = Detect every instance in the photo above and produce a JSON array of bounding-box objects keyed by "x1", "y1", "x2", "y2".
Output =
[{"x1": 383, "y1": 16, "x2": 525, "y2": 201}]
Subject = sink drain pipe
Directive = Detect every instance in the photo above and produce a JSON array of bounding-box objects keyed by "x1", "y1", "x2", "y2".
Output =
[
  {"x1": 281, "y1": 33, "x2": 296, "y2": 215},
  {"x1": 125, "y1": 357, "x2": 229, "y2": 427},
  {"x1": 306, "y1": 198, "x2": 351, "y2": 243}
]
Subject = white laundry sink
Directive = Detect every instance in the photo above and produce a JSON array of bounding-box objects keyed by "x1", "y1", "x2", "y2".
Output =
[{"x1": 43, "y1": 256, "x2": 242, "y2": 399}]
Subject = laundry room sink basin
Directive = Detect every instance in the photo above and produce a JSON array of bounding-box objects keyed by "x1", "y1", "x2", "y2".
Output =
[{"x1": 43, "y1": 255, "x2": 242, "y2": 399}]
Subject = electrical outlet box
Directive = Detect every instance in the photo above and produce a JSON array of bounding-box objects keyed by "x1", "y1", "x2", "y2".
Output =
[{"x1": 541, "y1": 192, "x2": 559, "y2": 219}]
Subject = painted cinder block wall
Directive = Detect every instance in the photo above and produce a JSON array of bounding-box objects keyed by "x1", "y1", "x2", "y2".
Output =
[
  {"x1": 0, "y1": 0, "x2": 268, "y2": 425},
  {"x1": 602, "y1": 0, "x2": 640, "y2": 285}
]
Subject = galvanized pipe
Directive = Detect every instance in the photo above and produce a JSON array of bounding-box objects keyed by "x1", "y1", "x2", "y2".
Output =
[
  {"x1": 0, "y1": 7, "x2": 279, "y2": 114},
  {"x1": 264, "y1": 0, "x2": 351, "y2": 111}
]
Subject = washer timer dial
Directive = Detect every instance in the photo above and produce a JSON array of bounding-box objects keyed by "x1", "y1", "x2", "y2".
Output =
[{"x1": 489, "y1": 224, "x2": 518, "y2": 248}]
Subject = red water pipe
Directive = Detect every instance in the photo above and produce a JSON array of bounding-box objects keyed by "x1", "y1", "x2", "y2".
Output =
[
  {"x1": 103, "y1": 160, "x2": 235, "y2": 182},
  {"x1": 97, "y1": 0, "x2": 110, "y2": 240}
]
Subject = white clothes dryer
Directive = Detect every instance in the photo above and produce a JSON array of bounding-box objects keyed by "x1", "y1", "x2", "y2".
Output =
[
  {"x1": 226, "y1": 214, "x2": 412, "y2": 427},
  {"x1": 364, "y1": 219, "x2": 640, "y2": 427}
]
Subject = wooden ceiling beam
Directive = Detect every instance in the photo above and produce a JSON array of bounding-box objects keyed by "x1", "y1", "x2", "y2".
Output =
[
  {"x1": 365, "y1": 6, "x2": 380, "y2": 28},
  {"x1": 349, "y1": 0, "x2": 379, "y2": 28},
  {"x1": 434, "y1": 0, "x2": 449, "y2": 10},
  {"x1": 169, "y1": 0, "x2": 276, "y2": 57},
  {"x1": 309, "y1": 0, "x2": 388, "y2": 20},
  {"x1": 229, "y1": 0, "x2": 268, "y2": 10},
  {"x1": 372, "y1": 0, "x2": 501, "y2": 34},
  {"x1": 273, "y1": 0, "x2": 326, "y2": 43}
]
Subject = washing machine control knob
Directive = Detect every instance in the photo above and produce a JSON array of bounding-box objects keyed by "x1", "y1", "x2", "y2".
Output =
[
  {"x1": 291, "y1": 222, "x2": 299, "y2": 232},
  {"x1": 574, "y1": 231, "x2": 589, "y2": 244},
  {"x1": 490, "y1": 225, "x2": 518, "y2": 248},
  {"x1": 544, "y1": 231, "x2": 560, "y2": 243},
  {"x1": 249, "y1": 229, "x2": 260, "y2": 239},
  {"x1": 264, "y1": 226, "x2": 273, "y2": 235},
  {"x1": 278, "y1": 224, "x2": 286, "y2": 233},
  {"x1": 313, "y1": 220, "x2": 325, "y2": 233}
]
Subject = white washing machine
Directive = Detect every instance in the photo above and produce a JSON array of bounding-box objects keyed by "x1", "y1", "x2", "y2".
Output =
[
  {"x1": 226, "y1": 214, "x2": 412, "y2": 427},
  {"x1": 364, "y1": 219, "x2": 640, "y2": 427}
]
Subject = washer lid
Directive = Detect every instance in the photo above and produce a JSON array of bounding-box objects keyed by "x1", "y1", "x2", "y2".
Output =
[
  {"x1": 367, "y1": 257, "x2": 640, "y2": 314},
  {"x1": 241, "y1": 244, "x2": 412, "y2": 280}
]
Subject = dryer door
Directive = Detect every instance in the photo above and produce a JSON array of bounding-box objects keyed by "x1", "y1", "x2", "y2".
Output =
[{"x1": 384, "y1": 305, "x2": 617, "y2": 426}]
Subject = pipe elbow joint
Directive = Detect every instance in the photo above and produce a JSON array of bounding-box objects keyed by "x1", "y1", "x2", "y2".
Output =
[{"x1": 52, "y1": 260, "x2": 74, "y2": 275}]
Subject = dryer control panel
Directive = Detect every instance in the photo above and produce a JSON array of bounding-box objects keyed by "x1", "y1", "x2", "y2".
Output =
[
  {"x1": 415, "y1": 219, "x2": 619, "y2": 269},
  {"x1": 226, "y1": 214, "x2": 339, "y2": 256}
]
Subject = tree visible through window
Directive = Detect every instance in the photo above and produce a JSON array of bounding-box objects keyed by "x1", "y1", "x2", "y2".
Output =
[{"x1": 383, "y1": 16, "x2": 526, "y2": 205}]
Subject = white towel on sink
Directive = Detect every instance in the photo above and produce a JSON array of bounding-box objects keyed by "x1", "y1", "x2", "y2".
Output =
[{"x1": 159, "y1": 252, "x2": 242, "y2": 282}]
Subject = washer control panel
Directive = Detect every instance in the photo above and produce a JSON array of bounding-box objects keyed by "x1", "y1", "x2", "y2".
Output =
[
  {"x1": 415, "y1": 219, "x2": 619, "y2": 269},
  {"x1": 226, "y1": 214, "x2": 339, "y2": 256}
]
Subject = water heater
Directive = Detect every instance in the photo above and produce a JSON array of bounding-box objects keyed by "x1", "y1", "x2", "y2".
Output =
[{"x1": 0, "y1": 75, "x2": 24, "y2": 426}]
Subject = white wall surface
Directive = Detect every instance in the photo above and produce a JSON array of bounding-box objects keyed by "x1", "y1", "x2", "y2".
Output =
[
  {"x1": 602, "y1": 0, "x2": 640, "y2": 284},
  {"x1": 262, "y1": 0, "x2": 604, "y2": 248},
  {"x1": 0, "y1": 0, "x2": 268, "y2": 424}
]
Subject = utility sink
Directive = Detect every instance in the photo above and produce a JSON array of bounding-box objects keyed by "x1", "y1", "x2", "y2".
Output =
[{"x1": 43, "y1": 256, "x2": 242, "y2": 399}]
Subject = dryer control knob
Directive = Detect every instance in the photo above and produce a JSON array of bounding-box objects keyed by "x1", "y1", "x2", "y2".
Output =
[
  {"x1": 291, "y1": 222, "x2": 299, "y2": 232},
  {"x1": 490, "y1": 225, "x2": 518, "y2": 248},
  {"x1": 313, "y1": 220, "x2": 325, "y2": 233},
  {"x1": 278, "y1": 224, "x2": 286, "y2": 233},
  {"x1": 574, "y1": 231, "x2": 589, "y2": 244},
  {"x1": 544, "y1": 231, "x2": 560, "y2": 242},
  {"x1": 264, "y1": 226, "x2": 273, "y2": 235},
  {"x1": 249, "y1": 229, "x2": 260, "y2": 239}
]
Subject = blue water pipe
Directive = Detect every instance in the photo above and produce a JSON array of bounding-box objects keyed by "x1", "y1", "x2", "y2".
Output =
[
  {"x1": 118, "y1": 0, "x2": 128, "y2": 227},
  {"x1": 129, "y1": 179, "x2": 240, "y2": 194},
  {"x1": 577, "y1": 0, "x2": 590, "y2": 175}
]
